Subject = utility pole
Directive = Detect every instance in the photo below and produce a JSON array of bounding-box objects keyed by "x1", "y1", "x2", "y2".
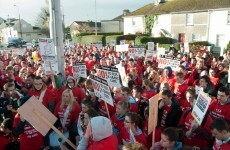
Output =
[
  {"x1": 14, "y1": 5, "x2": 22, "y2": 38},
  {"x1": 49, "y1": 0, "x2": 65, "y2": 75}
]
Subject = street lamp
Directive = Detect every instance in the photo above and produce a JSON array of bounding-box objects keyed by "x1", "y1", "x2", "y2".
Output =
[
  {"x1": 13, "y1": 5, "x2": 22, "y2": 38},
  {"x1": 95, "y1": 0, "x2": 97, "y2": 35}
]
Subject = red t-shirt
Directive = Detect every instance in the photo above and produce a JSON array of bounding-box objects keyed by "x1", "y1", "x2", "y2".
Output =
[
  {"x1": 213, "y1": 139, "x2": 230, "y2": 150},
  {"x1": 54, "y1": 102, "x2": 81, "y2": 128},
  {"x1": 142, "y1": 89, "x2": 156, "y2": 101},
  {"x1": 0, "y1": 134, "x2": 10, "y2": 150},
  {"x1": 118, "y1": 127, "x2": 147, "y2": 147},
  {"x1": 13, "y1": 114, "x2": 43, "y2": 150},
  {"x1": 160, "y1": 105, "x2": 172, "y2": 128},
  {"x1": 98, "y1": 101, "x2": 116, "y2": 118},
  {"x1": 111, "y1": 114, "x2": 125, "y2": 134},
  {"x1": 174, "y1": 82, "x2": 188, "y2": 105}
]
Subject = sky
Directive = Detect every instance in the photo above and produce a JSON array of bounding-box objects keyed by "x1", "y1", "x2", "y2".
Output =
[{"x1": 0, "y1": 0, "x2": 154, "y2": 26}]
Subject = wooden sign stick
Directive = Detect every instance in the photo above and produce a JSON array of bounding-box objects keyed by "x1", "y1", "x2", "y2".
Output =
[
  {"x1": 49, "y1": 61, "x2": 56, "y2": 89},
  {"x1": 33, "y1": 110, "x2": 76, "y2": 149},
  {"x1": 105, "y1": 102, "x2": 111, "y2": 120}
]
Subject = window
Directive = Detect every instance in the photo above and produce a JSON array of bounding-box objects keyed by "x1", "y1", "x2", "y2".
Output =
[
  {"x1": 186, "y1": 14, "x2": 193, "y2": 25},
  {"x1": 227, "y1": 11, "x2": 230, "y2": 24},
  {"x1": 132, "y1": 18, "x2": 136, "y2": 26},
  {"x1": 192, "y1": 34, "x2": 200, "y2": 42},
  {"x1": 216, "y1": 34, "x2": 225, "y2": 47}
]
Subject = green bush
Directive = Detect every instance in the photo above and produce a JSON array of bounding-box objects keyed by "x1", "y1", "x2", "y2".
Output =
[
  {"x1": 72, "y1": 36, "x2": 82, "y2": 43},
  {"x1": 76, "y1": 32, "x2": 123, "y2": 36},
  {"x1": 105, "y1": 35, "x2": 122, "y2": 45},
  {"x1": 189, "y1": 41, "x2": 214, "y2": 46},
  {"x1": 81, "y1": 35, "x2": 105, "y2": 45},
  {"x1": 134, "y1": 36, "x2": 177, "y2": 47}
]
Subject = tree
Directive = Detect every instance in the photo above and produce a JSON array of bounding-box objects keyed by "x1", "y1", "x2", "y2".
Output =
[
  {"x1": 35, "y1": 6, "x2": 50, "y2": 37},
  {"x1": 145, "y1": 15, "x2": 157, "y2": 36}
]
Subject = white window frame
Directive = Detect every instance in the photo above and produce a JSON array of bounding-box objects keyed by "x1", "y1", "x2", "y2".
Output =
[{"x1": 186, "y1": 13, "x2": 193, "y2": 25}]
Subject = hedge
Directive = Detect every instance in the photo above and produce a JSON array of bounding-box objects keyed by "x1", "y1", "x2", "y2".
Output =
[
  {"x1": 80, "y1": 35, "x2": 105, "y2": 45},
  {"x1": 105, "y1": 35, "x2": 122, "y2": 45},
  {"x1": 135, "y1": 36, "x2": 177, "y2": 47},
  {"x1": 75, "y1": 32, "x2": 123, "y2": 36}
]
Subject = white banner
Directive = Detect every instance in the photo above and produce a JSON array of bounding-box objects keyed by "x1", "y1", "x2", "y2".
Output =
[
  {"x1": 38, "y1": 38, "x2": 56, "y2": 57},
  {"x1": 192, "y1": 91, "x2": 211, "y2": 125},
  {"x1": 42, "y1": 56, "x2": 58, "y2": 75},
  {"x1": 120, "y1": 40, "x2": 125, "y2": 45},
  {"x1": 111, "y1": 40, "x2": 116, "y2": 46},
  {"x1": 145, "y1": 50, "x2": 154, "y2": 61},
  {"x1": 157, "y1": 56, "x2": 180, "y2": 71},
  {"x1": 96, "y1": 65, "x2": 121, "y2": 87},
  {"x1": 148, "y1": 42, "x2": 154, "y2": 50},
  {"x1": 157, "y1": 47, "x2": 165, "y2": 58},
  {"x1": 115, "y1": 44, "x2": 129, "y2": 52},
  {"x1": 115, "y1": 64, "x2": 127, "y2": 87},
  {"x1": 73, "y1": 63, "x2": 87, "y2": 79},
  {"x1": 135, "y1": 48, "x2": 145, "y2": 57},
  {"x1": 128, "y1": 48, "x2": 135, "y2": 58},
  {"x1": 90, "y1": 75, "x2": 114, "y2": 106},
  {"x1": 184, "y1": 42, "x2": 189, "y2": 53},
  {"x1": 12, "y1": 48, "x2": 26, "y2": 56},
  {"x1": 97, "y1": 41, "x2": 103, "y2": 50}
]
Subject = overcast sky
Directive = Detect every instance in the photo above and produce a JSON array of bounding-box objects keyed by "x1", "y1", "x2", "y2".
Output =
[{"x1": 0, "y1": 0, "x2": 154, "y2": 26}]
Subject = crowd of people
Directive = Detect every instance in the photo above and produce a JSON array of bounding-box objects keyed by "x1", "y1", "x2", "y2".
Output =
[{"x1": 0, "y1": 43, "x2": 229, "y2": 150}]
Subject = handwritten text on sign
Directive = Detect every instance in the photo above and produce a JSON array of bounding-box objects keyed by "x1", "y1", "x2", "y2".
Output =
[
  {"x1": 73, "y1": 63, "x2": 87, "y2": 78},
  {"x1": 157, "y1": 56, "x2": 180, "y2": 71},
  {"x1": 96, "y1": 66, "x2": 121, "y2": 87},
  {"x1": 90, "y1": 75, "x2": 114, "y2": 106},
  {"x1": 39, "y1": 38, "x2": 56, "y2": 57},
  {"x1": 128, "y1": 48, "x2": 145, "y2": 58},
  {"x1": 192, "y1": 91, "x2": 211, "y2": 125}
]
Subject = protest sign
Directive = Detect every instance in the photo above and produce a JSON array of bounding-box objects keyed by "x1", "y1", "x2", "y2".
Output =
[
  {"x1": 120, "y1": 40, "x2": 125, "y2": 45},
  {"x1": 42, "y1": 56, "x2": 59, "y2": 74},
  {"x1": 115, "y1": 64, "x2": 127, "y2": 87},
  {"x1": 96, "y1": 65, "x2": 121, "y2": 87},
  {"x1": 184, "y1": 42, "x2": 189, "y2": 53},
  {"x1": 135, "y1": 48, "x2": 145, "y2": 57},
  {"x1": 18, "y1": 96, "x2": 76, "y2": 149},
  {"x1": 157, "y1": 47, "x2": 165, "y2": 58},
  {"x1": 116, "y1": 44, "x2": 129, "y2": 52},
  {"x1": 39, "y1": 38, "x2": 56, "y2": 57},
  {"x1": 148, "y1": 42, "x2": 154, "y2": 50},
  {"x1": 97, "y1": 41, "x2": 103, "y2": 50},
  {"x1": 145, "y1": 50, "x2": 154, "y2": 61},
  {"x1": 192, "y1": 91, "x2": 211, "y2": 125},
  {"x1": 73, "y1": 62, "x2": 87, "y2": 79},
  {"x1": 111, "y1": 40, "x2": 116, "y2": 46},
  {"x1": 12, "y1": 48, "x2": 26, "y2": 56},
  {"x1": 26, "y1": 43, "x2": 33, "y2": 49},
  {"x1": 195, "y1": 85, "x2": 203, "y2": 95},
  {"x1": 90, "y1": 75, "x2": 114, "y2": 106},
  {"x1": 157, "y1": 56, "x2": 180, "y2": 71},
  {"x1": 228, "y1": 65, "x2": 230, "y2": 83},
  {"x1": 128, "y1": 48, "x2": 135, "y2": 58}
]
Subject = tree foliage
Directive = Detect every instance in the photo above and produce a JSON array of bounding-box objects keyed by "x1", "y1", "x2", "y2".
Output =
[
  {"x1": 35, "y1": 6, "x2": 50, "y2": 37},
  {"x1": 144, "y1": 15, "x2": 156, "y2": 36}
]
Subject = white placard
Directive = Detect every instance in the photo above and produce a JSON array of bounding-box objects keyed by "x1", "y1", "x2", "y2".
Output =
[
  {"x1": 97, "y1": 41, "x2": 103, "y2": 50},
  {"x1": 111, "y1": 40, "x2": 116, "y2": 46},
  {"x1": 73, "y1": 63, "x2": 87, "y2": 79},
  {"x1": 157, "y1": 48, "x2": 165, "y2": 58},
  {"x1": 157, "y1": 56, "x2": 180, "y2": 71},
  {"x1": 145, "y1": 50, "x2": 154, "y2": 61},
  {"x1": 42, "y1": 56, "x2": 58, "y2": 75},
  {"x1": 115, "y1": 64, "x2": 127, "y2": 87},
  {"x1": 39, "y1": 38, "x2": 56, "y2": 57},
  {"x1": 135, "y1": 48, "x2": 145, "y2": 57},
  {"x1": 26, "y1": 43, "x2": 33, "y2": 49},
  {"x1": 192, "y1": 91, "x2": 211, "y2": 125},
  {"x1": 128, "y1": 48, "x2": 135, "y2": 58},
  {"x1": 90, "y1": 75, "x2": 114, "y2": 106},
  {"x1": 148, "y1": 42, "x2": 154, "y2": 50},
  {"x1": 12, "y1": 48, "x2": 26, "y2": 56},
  {"x1": 96, "y1": 65, "x2": 121, "y2": 87},
  {"x1": 184, "y1": 42, "x2": 189, "y2": 53},
  {"x1": 195, "y1": 85, "x2": 203, "y2": 95},
  {"x1": 115, "y1": 44, "x2": 129, "y2": 52},
  {"x1": 120, "y1": 40, "x2": 125, "y2": 45},
  {"x1": 228, "y1": 65, "x2": 230, "y2": 83}
]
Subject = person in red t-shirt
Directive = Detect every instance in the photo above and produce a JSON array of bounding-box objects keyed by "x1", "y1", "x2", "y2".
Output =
[
  {"x1": 118, "y1": 112, "x2": 147, "y2": 148},
  {"x1": 209, "y1": 68, "x2": 219, "y2": 89},
  {"x1": 180, "y1": 87, "x2": 195, "y2": 111},
  {"x1": 159, "y1": 66, "x2": 175, "y2": 91},
  {"x1": 142, "y1": 79, "x2": 156, "y2": 101},
  {"x1": 111, "y1": 100, "x2": 130, "y2": 136},
  {"x1": 210, "y1": 118, "x2": 230, "y2": 150},
  {"x1": 2, "y1": 66, "x2": 23, "y2": 89},
  {"x1": 178, "y1": 65, "x2": 194, "y2": 86},
  {"x1": 178, "y1": 94, "x2": 212, "y2": 149},
  {"x1": 174, "y1": 72, "x2": 188, "y2": 106}
]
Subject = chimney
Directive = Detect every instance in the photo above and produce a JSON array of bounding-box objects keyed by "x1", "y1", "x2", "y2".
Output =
[{"x1": 123, "y1": 9, "x2": 130, "y2": 16}]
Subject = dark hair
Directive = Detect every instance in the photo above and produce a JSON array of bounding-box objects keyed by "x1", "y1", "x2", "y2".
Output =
[
  {"x1": 2, "y1": 118, "x2": 13, "y2": 130},
  {"x1": 126, "y1": 112, "x2": 144, "y2": 130},
  {"x1": 199, "y1": 75, "x2": 211, "y2": 84},
  {"x1": 85, "y1": 108, "x2": 99, "y2": 118},
  {"x1": 128, "y1": 80, "x2": 135, "y2": 90},
  {"x1": 81, "y1": 97, "x2": 93, "y2": 108},
  {"x1": 85, "y1": 79, "x2": 92, "y2": 86},
  {"x1": 162, "y1": 90, "x2": 173, "y2": 98},
  {"x1": 77, "y1": 77, "x2": 86, "y2": 85},
  {"x1": 26, "y1": 73, "x2": 35, "y2": 79},
  {"x1": 210, "y1": 118, "x2": 229, "y2": 132},
  {"x1": 208, "y1": 89, "x2": 217, "y2": 97},
  {"x1": 133, "y1": 86, "x2": 143, "y2": 94},
  {"x1": 162, "y1": 127, "x2": 179, "y2": 142},
  {"x1": 122, "y1": 87, "x2": 131, "y2": 94},
  {"x1": 218, "y1": 86, "x2": 229, "y2": 96},
  {"x1": 34, "y1": 76, "x2": 43, "y2": 81},
  {"x1": 186, "y1": 87, "x2": 195, "y2": 96}
]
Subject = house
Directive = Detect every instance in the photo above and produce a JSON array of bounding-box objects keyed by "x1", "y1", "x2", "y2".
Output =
[
  {"x1": 69, "y1": 21, "x2": 101, "y2": 36},
  {"x1": 0, "y1": 18, "x2": 47, "y2": 44},
  {"x1": 123, "y1": 0, "x2": 230, "y2": 55},
  {"x1": 101, "y1": 9, "x2": 130, "y2": 33}
]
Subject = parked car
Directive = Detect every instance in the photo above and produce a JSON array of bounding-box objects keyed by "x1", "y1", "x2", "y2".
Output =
[{"x1": 7, "y1": 39, "x2": 23, "y2": 48}]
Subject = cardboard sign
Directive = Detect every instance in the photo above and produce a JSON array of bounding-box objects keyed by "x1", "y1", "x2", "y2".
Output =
[
  {"x1": 157, "y1": 56, "x2": 180, "y2": 71},
  {"x1": 97, "y1": 41, "x2": 103, "y2": 50},
  {"x1": 115, "y1": 64, "x2": 127, "y2": 87},
  {"x1": 42, "y1": 56, "x2": 59, "y2": 74},
  {"x1": 145, "y1": 50, "x2": 154, "y2": 61},
  {"x1": 184, "y1": 42, "x2": 189, "y2": 53},
  {"x1": 157, "y1": 48, "x2": 165, "y2": 58},
  {"x1": 120, "y1": 40, "x2": 125, "y2": 45},
  {"x1": 17, "y1": 96, "x2": 57, "y2": 136},
  {"x1": 90, "y1": 75, "x2": 114, "y2": 106},
  {"x1": 73, "y1": 63, "x2": 87, "y2": 79},
  {"x1": 228, "y1": 65, "x2": 230, "y2": 83},
  {"x1": 148, "y1": 42, "x2": 154, "y2": 50},
  {"x1": 39, "y1": 38, "x2": 56, "y2": 57},
  {"x1": 12, "y1": 48, "x2": 26, "y2": 56},
  {"x1": 192, "y1": 91, "x2": 211, "y2": 125},
  {"x1": 116, "y1": 44, "x2": 129, "y2": 52},
  {"x1": 96, "y1": 65, "x2": 121, "y2": 87}
]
